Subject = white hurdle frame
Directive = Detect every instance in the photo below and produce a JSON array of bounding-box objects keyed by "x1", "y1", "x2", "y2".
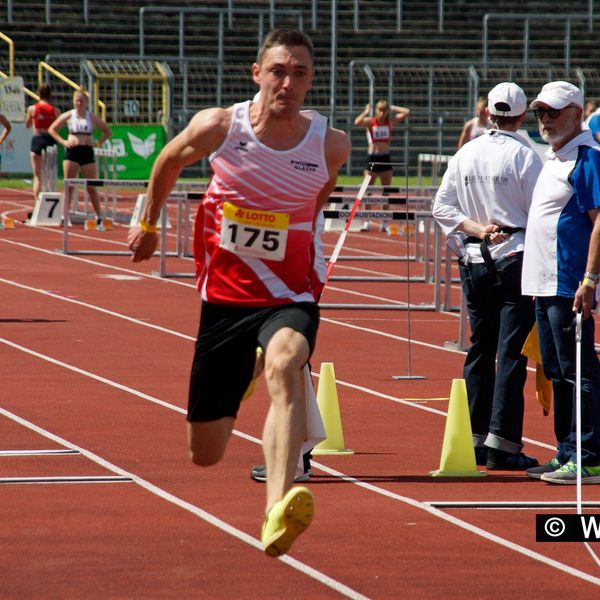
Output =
[
  {"x1": 40, "y1": 145, "x2": 58, "y2": 193},
  {"x1": 60, "y1": 178, "x2": 198, "y2": 258}
]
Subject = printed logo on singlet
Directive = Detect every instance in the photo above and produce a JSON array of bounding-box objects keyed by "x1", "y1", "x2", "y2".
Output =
[
  {"x1": 464, "y1": 175, "x2": 509, "y2": 187},
  {"x1": 235, "y1": 140, "x2": 249, "y2": 152},
  {"x1": 291, "y1": 159, "x2": 319, "y2": 172}
]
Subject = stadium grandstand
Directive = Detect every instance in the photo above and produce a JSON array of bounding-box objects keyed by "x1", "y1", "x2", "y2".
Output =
[{"x1": 1, "y1": 0, "x2": 600, "y2": 176}]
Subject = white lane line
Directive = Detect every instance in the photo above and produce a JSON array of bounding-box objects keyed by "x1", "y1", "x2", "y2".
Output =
[
  {"x1": 0, "y1": 276, "x2": 555, "y2": 454},
  {"x1": 0, "y1": 403, "x2": 370, "y2": 600},
  {"x1": 0, "y1": 237, "x2": 434, "y2": 303},
  {"x1": 0, "y1": 276, "x2": 196, "y2": 341},
  {"x1": 0, "y1": 338, "x2": 596, "y2": 586},
  {"x1": 0, "y1": 238, "x2": 193, "y2": 288},
  {"x1": 313, "y1": 462, "x2": 600, "y2": 587},
  {"x1": 0, "y1": 449, "x2": 80, "y2": 456},
  {"x1": 330, "y1": 379, "x2": 555, "y2": 452},
  {"x1": 0, "y1": 476, "x2": 133, "y2": 484}
]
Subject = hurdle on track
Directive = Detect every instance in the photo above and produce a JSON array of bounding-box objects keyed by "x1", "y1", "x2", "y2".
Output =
[
  {"x1": 57, "y1": 178, "x2": 460, "y2": 317},
  {"x1": 154, "y1": 204, "x2": 458, "y2": 313},
  {"x1": 155, "y1": 190, "x2": 204, "y2": 278},
  {"x1": 319, "y1": 209, "x2": 456, "y2": 311},
  {"x1": 40, "y1": 146, "x2": 58, "y2": 193},
  {"x1": 59, "y1": 178, "x2": 204, "y2": 259},
  {"x1": 325, "y1": 188, "x2": 440, "y2": 275}
]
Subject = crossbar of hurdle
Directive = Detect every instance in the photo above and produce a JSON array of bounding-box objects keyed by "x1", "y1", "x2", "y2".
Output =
[
  {"x1": 325, "y1": 190, "x2": 436, "y2": 269},
  {"x1": 59, "y1": 178, "x2": 204, "y2": 258},
  {"x1": 319, "y1": 208, "x2": 447, "y2": 310}
]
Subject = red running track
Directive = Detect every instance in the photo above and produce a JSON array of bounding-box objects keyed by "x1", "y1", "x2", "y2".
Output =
[{"x1": 1, "y1": 188, "x2": 600, "y2": 599}]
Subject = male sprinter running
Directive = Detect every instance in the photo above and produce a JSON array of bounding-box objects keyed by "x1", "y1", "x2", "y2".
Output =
[{"x1": 129, "y1": 28, "x2": 350, "y2": 557}]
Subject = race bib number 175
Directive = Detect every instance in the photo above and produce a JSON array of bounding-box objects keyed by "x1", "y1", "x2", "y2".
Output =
[{"x1": 220, "y1": 202, "x2": 289, "y2": 262}]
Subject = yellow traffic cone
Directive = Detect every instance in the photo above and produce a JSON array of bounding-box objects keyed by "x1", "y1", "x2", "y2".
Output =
[
  {"x1": 430, "y1": 379, "x2": 486, "y2": 477},
  {"x1": 312, "y1": 363, "x2": 353, "y2": 455}
]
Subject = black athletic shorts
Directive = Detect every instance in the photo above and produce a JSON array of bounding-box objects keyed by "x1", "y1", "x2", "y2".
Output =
[
  {"x1": 366, "y1": 152, "x2": 392, "y2": 173},
  {"x1": 64, "y1": 145, "x2": 95, "y2": 166},
  {"x1": 187, "y1": 301, "x2": 320, "y2": 422},
  {"x1": 30, "y1": 133, "x2": 56, "y2": 156}
]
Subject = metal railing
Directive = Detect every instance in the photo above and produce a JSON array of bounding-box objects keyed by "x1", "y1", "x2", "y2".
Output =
[
  {"x1": 38, "y1": 61, "x2": 107, "y2": 120},
  {"x1": 6, "y1": 0, "x2": 89, "y2": 24},
  {"x1": 138, "y1": 6, "x2": 304, "y2": 60},
  {"x1": 352, "y1": 0, "x2": 445, "y2": 32},
  {"x1": 483, "y1": 11, "x2": 599, "y2": 75}
]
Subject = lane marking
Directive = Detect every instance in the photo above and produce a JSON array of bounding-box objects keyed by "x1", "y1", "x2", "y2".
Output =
[
  {"x1": 0, "y1": 476, "x2": 133, "y2": 485},
  {"x1": 0, "y1": 237, "x2": 447, "y2": 304},
  {"x1": 0, "y1": 338, "x2": 594, "y2": 584},
  {"x1": 0, "y1": 449, "x2": 80, "y2": 456},
  {"x1": 0, "y1": 404, "x2": 370, "y2": 600},
  {"x1": 426, "y1": 500, "x2": 600, "y2": 509},
  {"x1": 313, "y1": 462, "x2": 600, "y2": 586},
  {"x1": 0, "y1": 277, "x2": 555, "y2": 453},
  {"x1": 0, "y1": 277, "x2": 196, "y2": 341}
]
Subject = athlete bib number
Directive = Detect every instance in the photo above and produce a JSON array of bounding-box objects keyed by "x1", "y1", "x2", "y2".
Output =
[
  {"x1": 371, "y1": 125, "x2": 390, "y2": 141},
  {"x1": 220, "y1": 202, "x2": 289, "y2": 262}
]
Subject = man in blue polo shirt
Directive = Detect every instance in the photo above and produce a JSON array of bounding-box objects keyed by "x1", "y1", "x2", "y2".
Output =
[{"x1": 523, "y1": 81, "x2": 600, "y2": 484}]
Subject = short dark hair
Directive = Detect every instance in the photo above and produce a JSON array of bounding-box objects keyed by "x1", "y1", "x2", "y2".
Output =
[
  {"x1": 256, "y1": 28, "x2": 314, "y2": 65},
  {"x1": 489, "y1": 114, "x2": 522, "y2": 127},
  {"x1": 37, "y1": 83, "x2": 52, "y2": 101}
]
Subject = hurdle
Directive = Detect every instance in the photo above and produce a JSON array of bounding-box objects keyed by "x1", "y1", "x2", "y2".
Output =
[
  {"x1": 323, "y1": 207, "x2": 422, "y2": 283},
  {"x1": 59, "y1": 178, "x2": 183, "y2": 258},
  {"x1": 95, "y1": 148, "x2": 118, "y2": 216},
  {"x1": 149, "y1": 187, "x2": 456, "y2": 314},
  {"x1": 40, "y1": 145, "x2": 58, "y2": 193},
  {"x1": 417, "y1": 153, "x2": 453, "y2": 187},
  {"x1": 155, "y1": 189, "x2": 205, "y2": 278},
  {"x1": 60, "y1": 178, "x2": 149, "y2": 255},
  {"x1": 325, "y1": 189, "x2": 437, "y2": 277}
]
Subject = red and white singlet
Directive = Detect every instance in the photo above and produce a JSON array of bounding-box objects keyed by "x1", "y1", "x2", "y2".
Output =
[
  {"x1": 194, "y1": 101, "x2": 329, "y2": 307},
  {"x1": 366, "y1": 117, "x2": 391, "y2": 144}
]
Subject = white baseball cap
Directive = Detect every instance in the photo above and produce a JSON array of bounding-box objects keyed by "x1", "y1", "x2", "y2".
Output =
[
  {"x1": 530, "y1": 81, "x2": 583, "y2": 110},
  {"x1": 487, "y1": 82, "x2": 527, "y2": 116}
]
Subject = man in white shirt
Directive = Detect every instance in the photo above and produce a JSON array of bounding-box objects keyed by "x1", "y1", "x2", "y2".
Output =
[
  {"x1": 522, "y1": 81, "x2": 600, "y2": 484},
  {"x1": 433, "y1": 82, "x2": 543, "y2": 470}
]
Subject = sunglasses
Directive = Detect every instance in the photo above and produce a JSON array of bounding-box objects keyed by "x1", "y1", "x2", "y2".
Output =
[{"x1": 533, "y1": 106, "x2": 575, "y2": 120}]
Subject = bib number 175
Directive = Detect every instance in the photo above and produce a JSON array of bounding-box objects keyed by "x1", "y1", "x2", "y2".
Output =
[{"x1": 219, "y1": 202, "x2": 289, "y2": 262}]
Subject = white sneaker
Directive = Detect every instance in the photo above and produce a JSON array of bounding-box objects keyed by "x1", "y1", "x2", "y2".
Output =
[
  {"x1": 381, "y1": 223, "x2": 390, "y2": 235},
  {"x1": 360, "y1": 220, "x2": 371, "y2": 232}
]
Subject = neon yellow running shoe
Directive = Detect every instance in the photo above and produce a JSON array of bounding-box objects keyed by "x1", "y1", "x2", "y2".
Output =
[{"x1": 261, "y1": 486, "x2": 314, "y2": 557}]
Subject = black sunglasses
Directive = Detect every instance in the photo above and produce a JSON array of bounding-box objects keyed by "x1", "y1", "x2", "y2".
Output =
[{"x1": 533, "y1": 106, "x2": 575, "y2": 120}]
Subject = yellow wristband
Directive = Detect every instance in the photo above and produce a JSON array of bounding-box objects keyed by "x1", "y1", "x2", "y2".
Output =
[
  {"x1": 583, "y1": 277, "x2": 597, "y2": 289},
  {"x1": 139, "y1": 220, "x2": 158, "y2": 234}
]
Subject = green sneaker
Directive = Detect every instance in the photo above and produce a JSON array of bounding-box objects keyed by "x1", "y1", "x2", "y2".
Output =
[
  {"x1": 526, "y1": 458, "x2": 563, "y2": 480},
  {"x1": 540, "y1": 460, "x2": 600, "y2": 484}
]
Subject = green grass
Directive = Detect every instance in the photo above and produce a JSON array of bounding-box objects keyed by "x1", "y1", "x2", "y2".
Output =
[{"x1": 0, "y1": 174, "x2": 434, "y2": 189}]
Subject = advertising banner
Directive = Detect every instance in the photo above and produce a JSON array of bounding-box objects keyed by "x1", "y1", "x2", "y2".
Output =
[
  {"x1": 0, "y1": 123, "x2": 33, "y2": 174},
  {"x1": 104, "y1": 125, "x2": 166, "y2": 180},
  {"x1": 0, "y1": 77, "x2": 26, "y2": 122}
]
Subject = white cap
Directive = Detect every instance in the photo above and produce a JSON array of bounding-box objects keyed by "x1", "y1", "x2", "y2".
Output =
[
  {"x1": 530, "y1": 81, "x2": 583, "y2": 110},
  {"x1": 487, "y1": 82, "x2": 527, "y2": 116}
]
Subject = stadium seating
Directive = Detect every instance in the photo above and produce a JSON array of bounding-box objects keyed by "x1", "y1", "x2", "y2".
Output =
[{"x1": 1, "y1": 0, "x2": 598, "y2": 174}]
